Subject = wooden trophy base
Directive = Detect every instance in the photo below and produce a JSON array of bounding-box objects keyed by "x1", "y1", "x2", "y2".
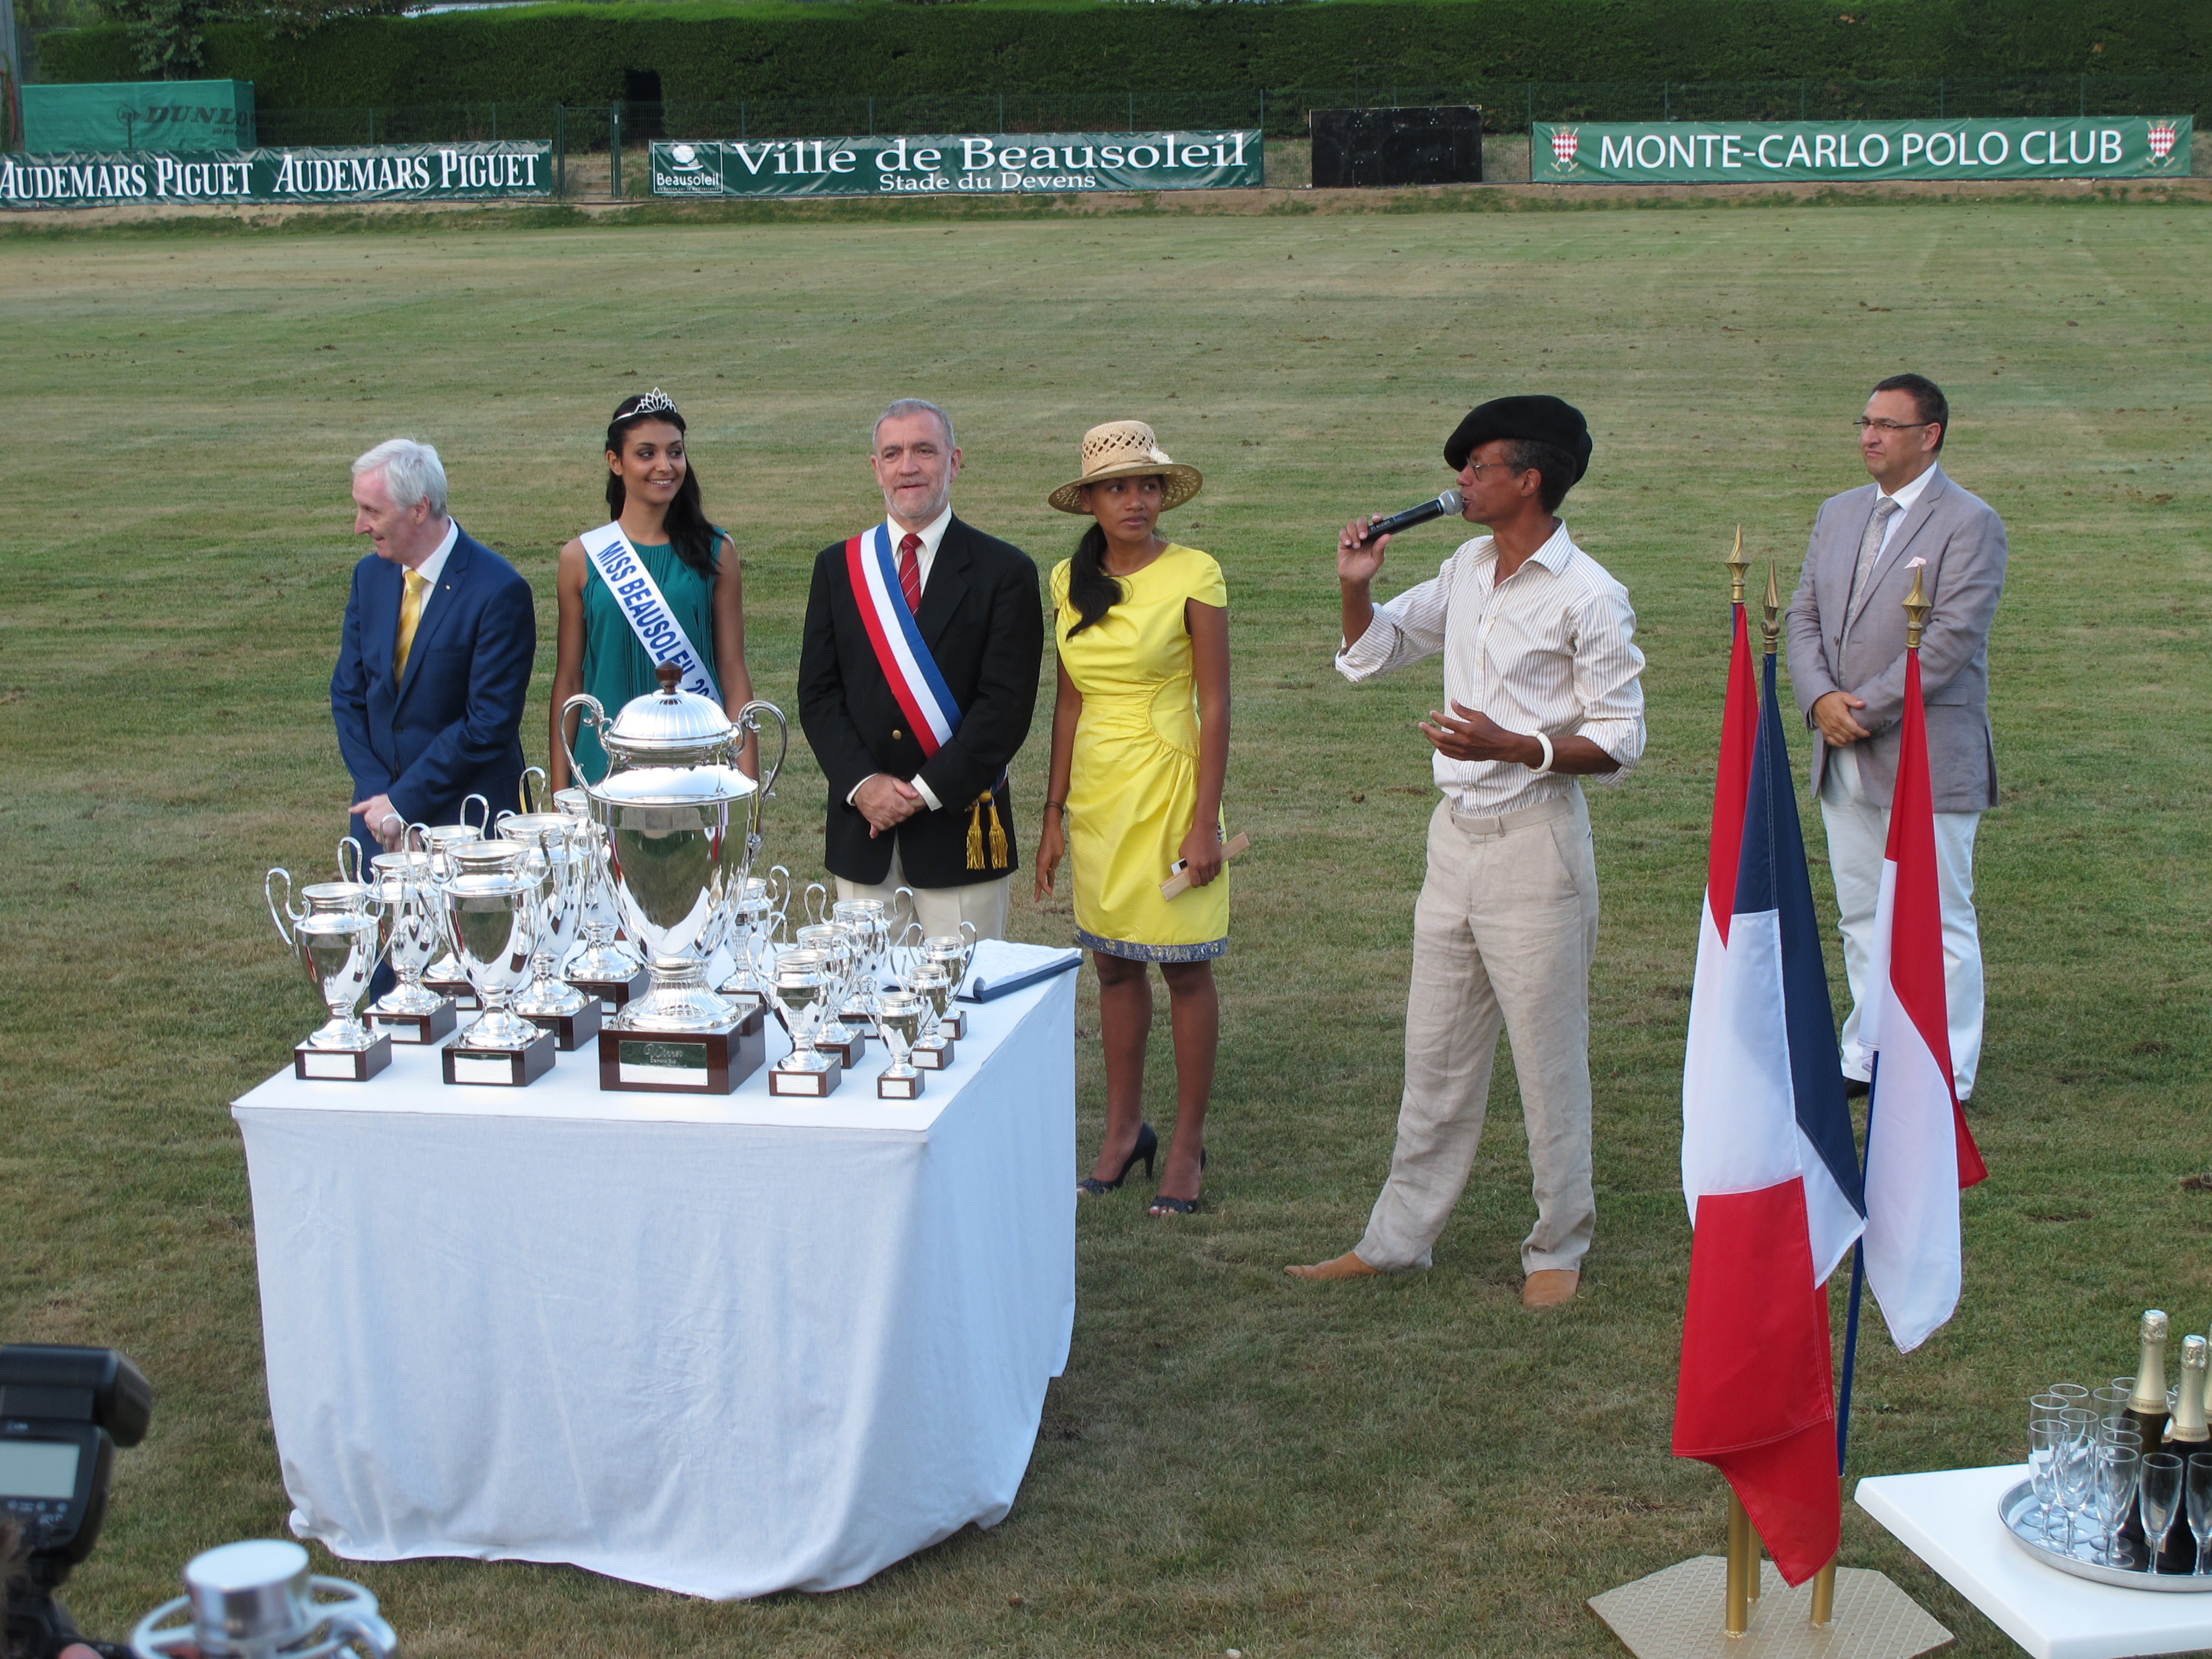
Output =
[
  {"x1": 522, "y1": 999, "x2": 603, "y2": 1052},
  {"x1": 370, "y1": 999, "x2": 457, "y2": 1046},
  {"x1": 295, "y1": 1036, "x2": 392, "y2": 1082},
  {"x1": 913, "y1": 1036, "x2": 956, "y2": 1071},
  {"x1": 441, "y1": 1027, "x2": 557, "y2": 1087},
  {"x1": 596, "y1": 1004, "x2": 764, "y2": 1094},
  {"x1": 877, "y1": 1069, "x2": 924, "y2": 1101},
  {"x1": 424, "y1": 973, "x2": 481, "y2": 1011},
  {"x1": 569, "y1": 964, "x2": 650, "y2": 1017},
  {"x1": 768, "y1": 1055, "x2": 844, "y2": 1098},
  {"x1": 939, "y1": 1009, "x2": 967, "y2": 1041},
  {"x1": 819, "y1": 1025, "x2": 869, "y2": 1068}
]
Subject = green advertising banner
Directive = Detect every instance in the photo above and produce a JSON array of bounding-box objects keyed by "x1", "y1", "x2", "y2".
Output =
[
  {"x1": 21, "y1": 80, "x2": 255, "y2": 155},
  {"x1": 0, "y1": 142, "x2": 552, "y2": 208},
  {"x1": 1534, "y1": 116, "x2": 2191, "y2": 184},
  {"x1": 649, "y1": 131, "x2": 1263, "y2": 198}
]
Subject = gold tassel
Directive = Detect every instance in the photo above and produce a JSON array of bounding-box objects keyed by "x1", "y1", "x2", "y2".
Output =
[
  {"x1": 988, "y1": 793, "x2": 1009, "y2": 868},
  {"x1": 965, "y1": 797, "x2": 986, "y2": 871}
]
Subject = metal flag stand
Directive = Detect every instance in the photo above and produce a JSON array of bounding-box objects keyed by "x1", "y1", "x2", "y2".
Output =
[{"x1": 1584, "y1": 546, "x2": 1952, "y2": 1659}]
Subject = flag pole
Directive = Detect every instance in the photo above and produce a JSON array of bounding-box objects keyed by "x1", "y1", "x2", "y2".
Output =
[{"x1": 1812, "y1": 566, "x2": 1930, "y2": 1629}]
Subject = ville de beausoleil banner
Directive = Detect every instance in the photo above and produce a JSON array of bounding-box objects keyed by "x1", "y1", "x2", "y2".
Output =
[
  {"x1": 651, "y1": 131, "x2": 1263, "y2": 197},
  {"x1": 1535, "y1": 116, "x2": 2191, "y2": 183},
  {"x1": 0, "y1": 143, "x2": 552, "y2": 209}
]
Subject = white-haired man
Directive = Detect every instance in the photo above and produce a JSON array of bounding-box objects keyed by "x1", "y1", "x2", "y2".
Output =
[
  {"x1": 331, "y1": 438, "x2": 535, "y2": 863},
  {"x1": 797, "y1": 399, "x2": 1043, "y2": 939}
]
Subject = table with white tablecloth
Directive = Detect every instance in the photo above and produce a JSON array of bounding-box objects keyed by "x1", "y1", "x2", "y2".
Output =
[{"x1": 232, "y1": 973, "x2": 1076, "y2": 1600}]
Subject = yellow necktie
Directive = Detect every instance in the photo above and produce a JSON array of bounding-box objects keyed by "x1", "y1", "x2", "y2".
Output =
[{"x1": 394, "y1": 568, "x2": 429, "y2": 683}]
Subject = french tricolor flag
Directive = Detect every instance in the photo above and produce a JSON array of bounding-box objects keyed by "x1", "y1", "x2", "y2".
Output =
[
  {"x1": 1674, "y1": 605, "x2": 1866, "y2": 1586},
  {"x1": 1859, "y1": 580, "x2": 1988, "y2": 1353}
]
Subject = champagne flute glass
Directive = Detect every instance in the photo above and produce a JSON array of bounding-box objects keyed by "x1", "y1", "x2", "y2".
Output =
[
  {"x1": 2050, "y1": 1383, "x2": 2090, "y2": 1410},
  {"x1": 2188, "y1": 1457, "x2": 2212, "y2": 1575},
  {"x1": 2142, "y1": 1453, "x2": 2186, "y2": 1574},
  {"x1": 2094, "y1": 1384, "x2": 2134, "y2": 1430},
  {"x1": 2029, "y1": 1417, "x2": 2066, "y2": 1545},
  {"x1": 2056, "y1": 1424, "x2": 2096, "y2": 1553},
  {"x1": 2097, "y1": 1443, "x2": 2141, "y2": 1567},
  {"x1": 2030, "y1": 1391, "x2": 2067, "y2": 1422}
]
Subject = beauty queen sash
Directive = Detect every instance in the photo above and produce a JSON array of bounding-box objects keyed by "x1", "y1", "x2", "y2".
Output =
[
  {"x1": 581, "y1": 521, "x2": 720, "y2": 702},
  {"x1": 844, "y1": 524, "x2": 1008, "y2": 869}
]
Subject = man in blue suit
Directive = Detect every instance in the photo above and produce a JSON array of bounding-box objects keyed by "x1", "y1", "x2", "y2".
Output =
[{"x1": 331, "y1": 438, "x2": 536, "y2": 868}]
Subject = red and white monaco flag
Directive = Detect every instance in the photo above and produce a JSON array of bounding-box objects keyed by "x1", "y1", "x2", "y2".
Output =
[{"x1": 1858, "y1": 600, "x2": 1989, "y2": 1353}]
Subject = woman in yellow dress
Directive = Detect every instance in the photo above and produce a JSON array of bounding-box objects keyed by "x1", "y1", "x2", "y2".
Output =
[{"x1": 1034, "y1": 422, "x2": 1230, "y2": 1216}]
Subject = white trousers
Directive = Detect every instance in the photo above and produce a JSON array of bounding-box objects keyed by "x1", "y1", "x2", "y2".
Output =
[
  {"x1": 1356, "y1": 792, "x2": 1600, "y2": 1277},
  {"x1": 835, "y1": 843, "x2": 1011, "y2": 942},
  {"x1": 1818, "y1": 746, "x2": 1984, "y2": 1099}
]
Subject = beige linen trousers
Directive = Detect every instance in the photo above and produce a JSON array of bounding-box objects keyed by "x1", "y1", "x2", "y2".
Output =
[{"x1": 1355, "y1": 791, "x2": 1600, "y2": 1276}]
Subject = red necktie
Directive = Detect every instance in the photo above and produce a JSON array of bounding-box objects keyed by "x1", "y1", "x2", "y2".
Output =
[{"x1": 898, "y1": 532, "x2": 923, "y2": 615}]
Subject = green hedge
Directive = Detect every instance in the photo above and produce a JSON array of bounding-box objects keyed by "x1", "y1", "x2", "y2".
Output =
[{"x1": 38, "y1": 0, "x2": 2207, "y2": 109}]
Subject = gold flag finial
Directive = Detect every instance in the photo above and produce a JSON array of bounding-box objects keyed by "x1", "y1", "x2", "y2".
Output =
[
  {"x1": 1902, "y1": 560, "x2": 1931, "y2": 649},
  {"x1": 1724, "y1": 525, "x2": 1749, "y2": 606},
  {"x1": 1760, "y1": 561, "x2": 1781, "y2": 655}
]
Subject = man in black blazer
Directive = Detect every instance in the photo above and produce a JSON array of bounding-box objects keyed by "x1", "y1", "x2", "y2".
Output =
[
  {"x1": 799, "y1": 400, "x2": 1043, "y2": 939},
  {"x1": 331, "y1": 438, "x2": 537, "y2": 871}
]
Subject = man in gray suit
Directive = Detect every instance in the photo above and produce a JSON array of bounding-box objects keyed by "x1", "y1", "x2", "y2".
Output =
[{"x1": 1786, "y1": 374, "x2": 2007, "y2": 1101}]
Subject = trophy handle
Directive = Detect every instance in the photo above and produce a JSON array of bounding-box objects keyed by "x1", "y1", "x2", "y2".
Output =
[
  {"x1": 461, "y1": 793, "x2": 491, "y2": 835},
  {"x1": 803, "y1": 881, "x2": 829, "y2": 928},
  {"x1": 520, "y1": 765, "x2": 549, "y2": 816},
  {"x1": 335, "y1": 837, "x2": 363, "y2": 885},
  {"x1": 736, "y1": 700, "x2": 788, "y2": 797},
  {"x1": 891, "y1": 884, "x2": 917, "y2": 938},
  {"x1": 558, "y1": 693, "x2": 609, "y2": 797},
  {"x1": 128, "y1": 1594, "x2": 199, "y2": 1658},
  {"x1": 264, "y1": 868, "x2": 301, "y2": 949},
  {"x1": 403, "y1": 819, "x2": 431, "y2": 854}
]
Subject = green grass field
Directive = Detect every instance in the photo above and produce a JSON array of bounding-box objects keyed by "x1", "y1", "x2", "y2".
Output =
[{"x1": 2, "y1": 200, "x2": 2208, "y2": 1657}]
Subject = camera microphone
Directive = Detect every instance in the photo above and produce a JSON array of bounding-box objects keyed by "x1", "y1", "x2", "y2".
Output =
[{"x1": 1353, "y1": 488, "x2": 1464, "y2": 545}]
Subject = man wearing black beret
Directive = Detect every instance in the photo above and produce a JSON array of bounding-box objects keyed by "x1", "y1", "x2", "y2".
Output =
[{"x1": 1287, "y1": 396, "x2": 1646, "y2": 1307}]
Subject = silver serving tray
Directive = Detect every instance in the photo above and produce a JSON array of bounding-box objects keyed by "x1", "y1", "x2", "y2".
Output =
[{"x1": 1997, "y1": 1479, "x2": 2212, "y2": 1592}]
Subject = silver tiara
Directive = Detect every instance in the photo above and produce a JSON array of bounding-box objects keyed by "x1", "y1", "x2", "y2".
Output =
[{"x1": 628, "y1": 386, "x2": 677, "y2": 418}]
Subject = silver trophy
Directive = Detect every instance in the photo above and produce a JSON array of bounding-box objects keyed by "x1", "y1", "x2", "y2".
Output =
[
  {"x1": 873, "y1": 990, "x2": 928, "y2": 1099},
  {"x1": 434, "y1": 862, "x2": 554, "y2": 1087},
  {"x1": 768, "y1": 950, "x2": 839, "y2": 1096},
  {"x1": 365, "y1": 848, "x2": 456, "y2": 1044},
  {"x1": 560, "y1": 663, "x2": 787, "y2": 1093},
  {"x1": 266, "y1": 848, "x2": 390, "y2": 1081},
  {"x1": 411, "y1": 796, "x2": 489, "y2": 993},
  {"x1": 131, "y1": 1538, "x2": 397, "y2": 1659},
  {"x1": 920, "y1": 927, "x2": 978, "y2": 1041},
  {"x1": 795, "y1": 921, "x2": 866, "y2": 1064},
  {"x1": 553, "y1": 783, "x2": 646, "y2": 999},
  {"x1": 908, "y1": 959, "x2": 956, "y2": 1070},
  {"x1": 501, "y1": 810, "x2": 598, "y2": 1049},
  {"x1": 714, "y1": 876, "x2": 777, "y2": 1008}
]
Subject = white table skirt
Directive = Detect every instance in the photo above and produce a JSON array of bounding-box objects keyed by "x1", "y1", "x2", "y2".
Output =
[
  {"x1": 1857, "y1": 1464, "x2": 2212, "y2": 1659},
  {"x1": 233, "y1": 975, "x2": 1076, "y2": 1599}
]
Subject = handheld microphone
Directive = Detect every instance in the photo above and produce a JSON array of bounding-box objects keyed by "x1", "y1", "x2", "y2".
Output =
[{"x1": 1355, "y1": 488, "x2": 1464, "y2": 545}]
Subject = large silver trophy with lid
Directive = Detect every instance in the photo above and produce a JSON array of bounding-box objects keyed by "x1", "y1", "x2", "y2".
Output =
[{"x1": 561, "y1": 663, "x2": 786, "y2": 1094}]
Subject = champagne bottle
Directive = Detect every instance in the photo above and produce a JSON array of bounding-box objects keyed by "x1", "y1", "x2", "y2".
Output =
[
  {"x1": 2121, "y1": 1310, "x2": 2171, "y2": 1553},
  {"x1": 2157, "y1": 1335, "x2": 2211, "y2": 1572}
]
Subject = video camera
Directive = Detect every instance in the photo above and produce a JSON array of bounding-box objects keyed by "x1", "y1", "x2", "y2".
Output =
[{"x1": 1, "y1": 1344, "x2": 152, "y2": 1659}]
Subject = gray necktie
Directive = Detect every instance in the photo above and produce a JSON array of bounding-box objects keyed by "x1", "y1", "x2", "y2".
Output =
[{"x1": 1848, "y1": 496, "x2": 1902, "y2": 611}]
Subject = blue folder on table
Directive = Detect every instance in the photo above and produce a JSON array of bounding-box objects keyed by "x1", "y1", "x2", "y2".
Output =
[{"x1": 957, "y1": 941, "x2": 1083, "y2": 1003}]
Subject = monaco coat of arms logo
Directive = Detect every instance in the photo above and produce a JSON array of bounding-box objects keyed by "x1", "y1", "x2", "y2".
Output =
[
  {"x1": 2148, "y1": 121, "x2": 2179, "y2": 161},
  {"x1": 1550, "y1": 127, "x2": 1581, "y2": 170}
]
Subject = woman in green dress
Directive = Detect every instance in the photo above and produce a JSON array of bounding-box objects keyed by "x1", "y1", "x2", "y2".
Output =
[{"x1": 549, "y1": 389, "x2": 754, "y2": 787}]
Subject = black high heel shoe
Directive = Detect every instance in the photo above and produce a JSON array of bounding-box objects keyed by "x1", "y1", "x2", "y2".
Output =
[
  {"x1": 1078, "y1": 1123, "x2": 1158, "y2": 1196},
  {"x1": 1149, "y1": 1148, "x2": 1207, "y2": 1217}
]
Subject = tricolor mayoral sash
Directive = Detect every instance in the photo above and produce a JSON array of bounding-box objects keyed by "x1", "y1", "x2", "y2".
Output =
[
  {"x1": 845, "y1": 524, "x2": 1008, "y2": 871},
  {"x1": 581, "y1": 521, "x2": 720, "y2": 701}
]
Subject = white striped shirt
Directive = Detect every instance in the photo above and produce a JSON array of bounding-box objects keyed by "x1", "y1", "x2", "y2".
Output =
[{"x1": 1335, "y1": 522, "x2": 1647, "y2": 817}]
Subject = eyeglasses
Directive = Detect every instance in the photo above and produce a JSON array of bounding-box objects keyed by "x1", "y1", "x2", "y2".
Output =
[
  {"x1": 1463, "y1": 460, "x2": 1520, "y2": 478},
  {"x1": 1854, "y1": 418, "x2": 1932, "y2": 433}
]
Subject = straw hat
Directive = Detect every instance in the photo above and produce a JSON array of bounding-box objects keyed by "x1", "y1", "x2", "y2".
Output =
[{"x1": 1047, "y1": 421, "x2": 1203, "y2": 515}]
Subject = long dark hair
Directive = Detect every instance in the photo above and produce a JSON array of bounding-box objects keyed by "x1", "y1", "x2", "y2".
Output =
[
  {"x1": 605, "y1": 394, "x2": 718, "y2": 577},
  {"x1": 1064, "y1": 523, "x2": 1124, "y2": 637}
]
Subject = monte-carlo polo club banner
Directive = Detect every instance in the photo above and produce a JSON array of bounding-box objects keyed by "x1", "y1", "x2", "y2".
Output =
[
  {"x1": 651, "y1": 131, "x2": 1263, "y2": 197},
  {"x1": 0, "y1": 142, "x2": 551, "y2": 209},
  {"x1": 1535, "y1": 116, "x2": 2190, "y2": 184}
]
